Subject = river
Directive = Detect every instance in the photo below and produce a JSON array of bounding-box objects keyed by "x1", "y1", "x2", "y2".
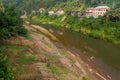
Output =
[{"x1": 37, "y1": 23, "x2": 120, "y2": 79}]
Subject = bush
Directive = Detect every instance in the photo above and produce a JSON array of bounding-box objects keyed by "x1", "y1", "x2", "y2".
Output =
[
  {"x1": 0, "y1": 5, "x2": 27, "y2": 39},
  {"x1": 82, "y1": 77, "x2": 88, "y2": 80},
  {"x1": 0, "y1": 54, "x2": 14, "y2": 80},
  {"x1": 12, "y1": 25, "x2": 27, "y2": 36}
]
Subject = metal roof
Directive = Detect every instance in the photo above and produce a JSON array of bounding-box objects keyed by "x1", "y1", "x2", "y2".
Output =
[{"x1": 95, "y1": 6, "x2": 110, "y2": 8}]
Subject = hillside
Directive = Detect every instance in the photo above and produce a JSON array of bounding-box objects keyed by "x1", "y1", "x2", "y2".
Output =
[
  {"x1": 1, "y1": 22, "x2": 116, "y2": 80},
  {"x1": 0, "y1": 23, "x2": 90, "y2": 80},
  {"x1": 0, "y1": 3, "x2": 91, "y2": 80},
  {"x1": 0, "y1": 2, "x2": 120, "y2": 80},
  {"x1": 1, "y1": 0, "x2": 120, "y2": 13}
]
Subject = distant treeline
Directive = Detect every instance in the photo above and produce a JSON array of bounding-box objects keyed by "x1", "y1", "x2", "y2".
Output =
[
  {"x1": 30, "y1": 8, "x2": 120, "y2": 44},
  {"x1": 1, "y1": 0, "x2": 120, "y2": 14}
]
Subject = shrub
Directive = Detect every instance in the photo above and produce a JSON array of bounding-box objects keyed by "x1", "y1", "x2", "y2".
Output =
[
  {"x1": 82, "y1": 77, "x2": 88, "y2": 80},
  {"x1": 0, "y1": 5, "x2": 27, "y2": 39},
  {"x1": 0, "y1": 54, "x2": 14, "y2": 80}
]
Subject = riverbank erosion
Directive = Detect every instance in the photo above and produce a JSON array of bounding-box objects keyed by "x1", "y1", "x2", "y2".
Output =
[
  {"x1": 1, "y1": 23, "x2": 117, "y2": 80},
  {"x1": 1, "y1": 23, "x2": 87, "y2": 80}
]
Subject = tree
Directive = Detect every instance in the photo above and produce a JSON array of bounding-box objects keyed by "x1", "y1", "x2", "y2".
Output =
[
  {"x1": 0, "y1": 5, "x2": 27, "y2": 39},
  {"x1": 104, "y1": 8, "x2": 120, "y2": 22}
]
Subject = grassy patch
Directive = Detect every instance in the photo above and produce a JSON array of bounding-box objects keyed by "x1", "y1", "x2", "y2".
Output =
[
  {"x1": 38, "y1": 70, "x2": 42, "y2": 74},
  {"x1": 5, "y1": 45, "x2": 29, "y2": 50},
  {"x1": 0, "y1": 45, "x2": 29, "y2": 57},
  {"x1": 0, "y1": 45, "x2": 7, "y2": 53},
  {"x1": 82, "y1": 77, "x2": 88, "y2": 80},
  {"x1": 24, "y1": 35, "x2": 33, "y2": 40},
  {"x1": 49, "y1": 64, "x2": 61, "y2": 75},
  {"x1": 30, "y1": 28, "x2": 43, "y2": 34},
  {"x1": 35, "y1": 50, "x2": 60, "y2": 58},
  {"x1": 17, "y1": 66, "x2": 23, "y2": 73},
  {"x1": 18, "y1": 54, "x2": 35, "y2": 64},
  {"x1": 47, "y1": 63, "x2": 72, "y2": 76}
]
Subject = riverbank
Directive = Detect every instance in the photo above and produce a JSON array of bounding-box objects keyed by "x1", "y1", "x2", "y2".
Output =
[
  {"x1": 53, "y1": 41, "x2": 114, "y2": 80},
  {"x1": 29, "y1": 23, "x2": 120, "y2": 80},
  {"x1": 2, "y1": 22, "x2": 119, "y2": 80},
  {"x1": 28, "y1": 23, "x2": 120, "y2": 79},
  {"x1": 29, "y1": 15, "x2": 120, "y2": 45},
  {"x1": 1, "y1": 23, "x2": 90, "y2": 80}
]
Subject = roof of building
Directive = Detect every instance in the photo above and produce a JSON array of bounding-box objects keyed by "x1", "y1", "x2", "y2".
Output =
[
  {"x1": 57, "y1": 10, "x2": 64, "y2": 13},
  {"x1": 86, "y1": 8, "x2": 95, "y2": 11},
  {"x1": 87, "y1": 8, "x2": 95, "y2": 10},
  {"x1": 48, "y1": 11, "x2": 55, "y2": 14},
  {"x1": 49, "y1": 11, "x2": 54, "y2": 12},
  {"x1": 71, "y1": 10, "x2": 81, "y2": 12},
  {"x1": 95, "y1": 6, "x2": 110, "y2": 9},
  {"x1": 39, "y1": 8, "x2": 45, "y2": 10}
]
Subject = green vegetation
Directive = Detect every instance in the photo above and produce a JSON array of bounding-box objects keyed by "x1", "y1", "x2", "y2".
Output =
[
  {"x1": 0, "y1": 4, "x2": 27, "y2": 80},
  {"x1": 0, "y1": 5, "x2": 27, "y2": 39},
  {"x1": 82, "y1": 77, "x2": 88, "y2": 80},
  {"x1": 0, "y1": 0, "x2": 120, "y2": 80},
  {"x1": 1, "y1": 0, "x2": 119, "y2": 44},
  {"x1": 18, "y1": 54, "x2": 34, "y2": 63},
  {"x1": 0, "y1": 44, "x2": 36, "y2": 79},
  {"x1": 1, "y1": 0, "x2": 120, "y2": 14},
  {"x1": 0, "y1": 54, "x2": 14, "y2": 80},
  {"x1": 30, "y1": 8, "x2": 120, "y2": 44}
]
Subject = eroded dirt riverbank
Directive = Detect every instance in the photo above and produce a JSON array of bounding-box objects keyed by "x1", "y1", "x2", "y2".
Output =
[
  {"x1": 36, "y1": 22, "x2": 120, "y2": 80},
  {"x1": 2, "y1": 23, "x2": 119, "y2": 80},
  {"x1": 27, "y1": 24, "x2": 119, "y2": 80}
]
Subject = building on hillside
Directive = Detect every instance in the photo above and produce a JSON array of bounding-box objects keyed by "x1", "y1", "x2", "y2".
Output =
[
  {"x1": 20, "y1": 15, "x2": 27, "y2": 19},
  {"x1": 86, "y1": 6, "x2": 110, "y2": 18},
  {"x1": 48, "y1": 11, "x2": 55, "y2": 16},
  {"x1": 38, "y1": 8, "x2": 45, "y2": 13},
  {"x1": 31, "y1": 10, "x2": 36, "y2": 15},
  {"x1": 86, "y1": 8, "x2": 95, "y2": 17},
  {"x1": 56, "y1": 10, "x2": 64, "y2": 16},
  {"x1": 71, "y1": 10, "x2": 82, "y2": 17}
]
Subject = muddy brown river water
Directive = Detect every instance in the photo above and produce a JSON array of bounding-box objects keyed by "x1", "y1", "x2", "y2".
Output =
[{"x1": 36, "y1": 23, "x2": 120, "y2": 80}]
